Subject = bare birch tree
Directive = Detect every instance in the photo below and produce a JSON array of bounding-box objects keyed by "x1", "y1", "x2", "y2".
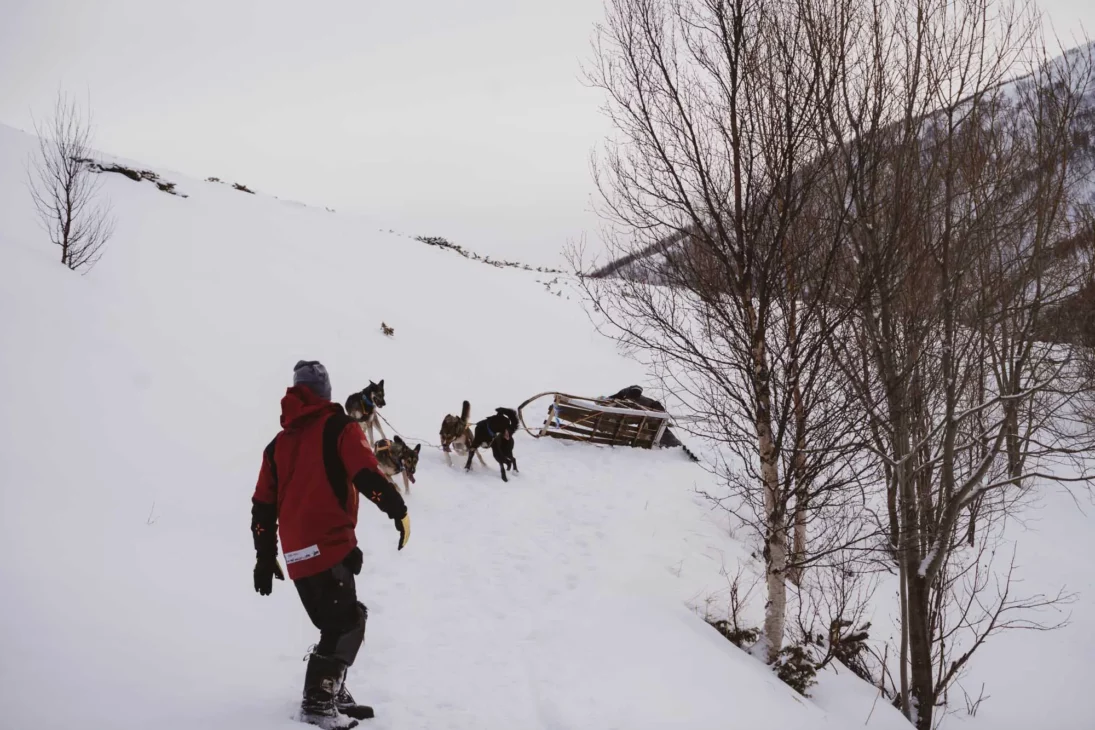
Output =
[
  {"x1": 577, "y1": 0, "x2": 871, "y2": 663},
  {"x1": 28, "y1": 93, "x2": 114, "y2": 272},
  {"x1": 820, "y1": 1, "x2": 1095, "y2": 725}
]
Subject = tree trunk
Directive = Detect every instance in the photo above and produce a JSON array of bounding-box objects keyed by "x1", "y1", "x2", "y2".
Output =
[
  {"x1": 62, "y1": 188, "x2": 73, "y2": 266},
  {"x1": 789, "y1": 482, "x2": 807, "y2": 587},
  {"x1": 905, "y1": 570, "x2": 936, "y2": 730},
  {"x1": 898, "y1": 555, "x2": 911, "y2": 715},
  {"x1": 763, "y1": 508, "x2": 789, "y2": 664},
  {"x1": 787, "y1": 288, "x2": 808, "y2": 587},
  {"x1": 897, "y1": 415, "x2": 934, "y2": 730},
  {"x1": 966, "y1": 494, "x2": 983, "y2": 546},
  {"x1": 752, "y1": 324, "x2": 787, "y2": 663},
  {"x1": 1004, "y1": 400, "x2": 1022, "y2": 483}
]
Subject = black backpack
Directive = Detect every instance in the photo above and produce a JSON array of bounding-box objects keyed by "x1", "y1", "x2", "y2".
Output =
[{"x1": 263, "y1": 407, "x2": 359, "y2": 511}]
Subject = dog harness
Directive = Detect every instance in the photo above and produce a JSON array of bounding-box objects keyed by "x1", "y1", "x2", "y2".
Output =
[{"x1": 373, "y1": 439, "x2": 404, "y2": 474}]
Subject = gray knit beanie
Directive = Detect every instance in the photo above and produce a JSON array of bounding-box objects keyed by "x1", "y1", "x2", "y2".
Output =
[{"x1": 292, "y1": 360, "x2": 331, "y2": 400}]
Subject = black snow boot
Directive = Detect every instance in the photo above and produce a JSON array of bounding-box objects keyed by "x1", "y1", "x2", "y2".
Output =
[
  {"x1": 336, "y1": 674, "x2": 375, "y2": 721},
  {"x1": 300, "y1": 653, "x2": 358, "y2": 730}
]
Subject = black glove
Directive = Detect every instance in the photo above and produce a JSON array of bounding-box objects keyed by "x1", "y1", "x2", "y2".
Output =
[
  {"x1": 344, "y1": 546, "x2": 364, "y2": 575},
  {"x1": 395, "y1": 512, "x2": 410, "y2": 551},
  {"x1": 254, "y1": 556, "x2": 285, "y2": 596}
]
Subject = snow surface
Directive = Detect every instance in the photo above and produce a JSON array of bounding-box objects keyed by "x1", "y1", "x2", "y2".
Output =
[{"x1": 0, "y1": 121, "x2": 1085, "y2": 730}]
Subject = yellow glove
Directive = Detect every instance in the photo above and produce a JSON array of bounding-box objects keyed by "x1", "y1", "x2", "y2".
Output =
[{"x1": 395, "y1": 512, "x2": 410, "y2": 551}]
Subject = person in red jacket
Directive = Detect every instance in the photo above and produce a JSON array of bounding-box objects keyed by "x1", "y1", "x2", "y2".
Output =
[{"x1": 252, "y1": 360, "x2": 410, "y2": 730}]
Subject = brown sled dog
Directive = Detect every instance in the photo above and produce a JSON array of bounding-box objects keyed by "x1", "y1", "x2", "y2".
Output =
[
  {"x1": 373, "y1": 436, "x2": 420, "y2": 495},
  {"x1": 440, "y1": 400, "x2": 486, "y2": 468}
]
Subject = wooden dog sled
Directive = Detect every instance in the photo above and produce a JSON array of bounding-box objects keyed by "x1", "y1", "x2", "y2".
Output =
[{"x1": 516, "y1": 392, "x2": 674, "y2": 449}]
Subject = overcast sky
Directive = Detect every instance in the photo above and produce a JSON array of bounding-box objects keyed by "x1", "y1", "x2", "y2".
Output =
[{"x1": 1, "y1": 1, "x2": 1092, "y2": 266}]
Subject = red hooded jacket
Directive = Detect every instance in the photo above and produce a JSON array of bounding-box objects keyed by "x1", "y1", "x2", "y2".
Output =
[{"x1": 252, "y1": 386, "x2": 403, "y2": 580}]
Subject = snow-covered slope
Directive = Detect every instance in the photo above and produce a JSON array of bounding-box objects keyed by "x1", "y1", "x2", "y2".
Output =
[{"x1": 0, "y1": 120, "x2": 1054, "y2": 730}]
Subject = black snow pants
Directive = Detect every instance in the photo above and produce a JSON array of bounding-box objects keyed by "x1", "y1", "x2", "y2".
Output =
[{"x1": 294, "y1": 561, "x2": 367, "y2": 667}]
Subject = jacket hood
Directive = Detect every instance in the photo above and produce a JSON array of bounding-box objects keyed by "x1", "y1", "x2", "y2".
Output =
[{"x1": 280, "y1": 385, "x2": 338, "y2": 429}]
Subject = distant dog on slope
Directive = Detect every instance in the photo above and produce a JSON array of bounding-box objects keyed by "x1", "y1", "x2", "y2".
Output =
[
  {"x1": 345, "y1": 380, "x2": 386, "y2": 444},
  {"x1": 464, "y1": 407, "x2": 520, "y2": 482},
  {"x1": 373, "y1": 436, "x2": 420, "y2": 495},
  {"x1": 440, "y1": 400, "x2": 486, "y2": 467}
]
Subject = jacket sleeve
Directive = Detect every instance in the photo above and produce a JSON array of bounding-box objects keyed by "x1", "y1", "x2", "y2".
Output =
[
  {"x1": 339, "y1": 423, "x2": 407, "y2": 520},
  {"x1": 251, "y1": 437, "x2": 279, "y2": 559}
]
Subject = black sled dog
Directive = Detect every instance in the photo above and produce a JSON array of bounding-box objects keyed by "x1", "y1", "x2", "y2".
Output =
[{"x1": 464, "y1": 407, "x2": 520, "y2": 482}]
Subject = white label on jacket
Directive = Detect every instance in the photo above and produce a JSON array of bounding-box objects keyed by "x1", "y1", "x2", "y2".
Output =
[{"x1": 284, "y1": 544, "x2": 320, "y2": 564}]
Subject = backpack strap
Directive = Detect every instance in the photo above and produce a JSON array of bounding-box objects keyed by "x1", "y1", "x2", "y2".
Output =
[
  {"x1": 374, "y1": 439, "x2": 402, "y2": 473},
  {"x1": 322, "y1": 409, "x2": 358, "y2": 511},
  {"x1": 263, "y1": 435, "x2": 279, "y2": 491}
]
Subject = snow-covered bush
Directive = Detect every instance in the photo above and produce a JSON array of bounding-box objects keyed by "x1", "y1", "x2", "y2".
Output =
[
  {"x1": 706, "y1": 619, "x2": 759, "y2": 650},
  {"x1": 773, "y1": 644, "x2": 818, "y2": 697}
]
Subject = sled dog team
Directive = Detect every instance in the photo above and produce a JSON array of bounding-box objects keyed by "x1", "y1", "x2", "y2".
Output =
[{"x1": 343, "y1": 378, "x2": 520, "y2": 491}]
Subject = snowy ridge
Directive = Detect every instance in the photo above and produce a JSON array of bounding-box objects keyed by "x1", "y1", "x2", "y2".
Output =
[
  {"x1": 0, "y1": 118, "x2": 1080, "y2": 730},
  {"x1": 592, "y1": 42, "x2": 1095, "y2": 285}
]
